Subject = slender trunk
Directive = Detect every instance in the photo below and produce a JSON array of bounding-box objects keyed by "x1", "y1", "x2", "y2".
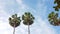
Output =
[
  {"x1": 13, "y1": 24, "x2": 15, "y2": 34},
  {"x1": 28, "y1": 23, "x2": 30, "y2": 34}
]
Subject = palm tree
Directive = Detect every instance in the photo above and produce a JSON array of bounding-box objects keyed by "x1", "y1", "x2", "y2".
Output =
[
  {"x1": 9, "y1": 14, "x2": 21, "y2": 34},
  {"x1": 22, "y1": 12, "x2": 35, "y2": 34},
  {"x1": 48, "y1": 12, "x2": 59, "y2": 26}
]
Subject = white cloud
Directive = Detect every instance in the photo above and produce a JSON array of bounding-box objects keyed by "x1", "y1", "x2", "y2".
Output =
[
  {"x1": 0, "y1": 23, "x2": 12, "y2": 34},
  {"x1": 0, "y1": 10, "x2": 12, "y2": 34}
]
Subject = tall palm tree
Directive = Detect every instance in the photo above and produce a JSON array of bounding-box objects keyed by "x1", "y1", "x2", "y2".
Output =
[
  {"x1": 9, "y1": 14, "x2": 21, "y2": 34},
  {"x1": 22, "y1": 12, "x2": 35, "y2": 34}
]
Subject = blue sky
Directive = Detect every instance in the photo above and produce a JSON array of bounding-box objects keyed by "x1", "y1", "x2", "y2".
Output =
[{"x1": 0, "y1": 0, "x2": 60, "y2": 34}]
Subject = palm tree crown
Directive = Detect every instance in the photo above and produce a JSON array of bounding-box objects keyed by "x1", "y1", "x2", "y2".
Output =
[
  {"x1": 9, "y1": 14, "x2": 21, "y2": 27},
  {"x1": 53, "y1": 0, "x2": 60, "y2": 11},
  {"x1": 22, "y1": 12, "x2": 35, "y2": 25},
  {"x1": 48, "y1": 12, "x2": 60, "y2": 26},
  {"x1": 48, "y1": 12, "x2": 59, "y2": 26}
]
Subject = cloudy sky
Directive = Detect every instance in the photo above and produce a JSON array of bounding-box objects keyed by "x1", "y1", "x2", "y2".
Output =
[{"x1": 0, "y1": 0, "x2": 60, "y2": 34}]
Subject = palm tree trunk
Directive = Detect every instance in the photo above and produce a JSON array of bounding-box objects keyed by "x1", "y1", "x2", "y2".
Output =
[
  {"x1": 13, "y1": 24, "x2": 15, "y2": 34},
  {"x1": 28, "y1": 23, "x2": 30, "y2": 34}
]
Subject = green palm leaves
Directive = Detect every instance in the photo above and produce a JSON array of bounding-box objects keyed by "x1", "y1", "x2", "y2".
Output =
[
  {"x1": 22, "y1": 12, "x2": 35, "y2": 25},
  {"x1": 53, "y1": 0, "x2": 60, "y2": 11},
  {"x1": 48, "y1": 12, "x2": 59, "y2": 26},
  {"x1": 9, "y1": 14, "x2": 21, "y2": 27}
]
